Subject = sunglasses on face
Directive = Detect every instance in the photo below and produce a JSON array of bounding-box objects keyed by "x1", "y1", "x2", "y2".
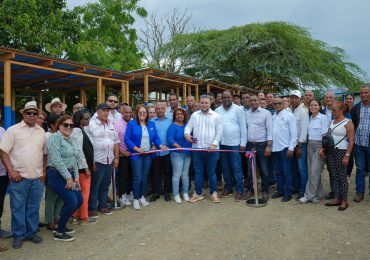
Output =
[
  {"x1": 26, "y1": 112, "x2": 38, "y2": 116},
  {"x1": 62, "y1": 123, "x2": 74, "y2": 129},
  {"x1": 108, "y1": 100, "x2": 118, "y2": 104}
]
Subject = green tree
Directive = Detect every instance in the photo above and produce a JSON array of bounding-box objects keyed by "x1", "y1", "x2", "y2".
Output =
[
  {"x1": 0, "y1": 0, "x2": 79, "y2": 56},
  {"x1": 67, "y1": 0, "x2": 147, "y2": 71},
  {"x1": 166, "y1": 21, "x2": 366, "y2": 92}
]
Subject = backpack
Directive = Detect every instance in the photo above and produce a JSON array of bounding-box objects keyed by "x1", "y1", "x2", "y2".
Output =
[{"x1": 321, "y1": 119, "x2": 348, "y2": 151}]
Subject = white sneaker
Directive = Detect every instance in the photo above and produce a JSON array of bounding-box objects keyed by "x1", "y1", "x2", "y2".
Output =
[
  {"x1": 139, "y1": 196, "x2": 149, "y2": 207},
  {"x1": 311, "y1": 198, "x2": 320, "y2": 203},
  {"x1": 133, "y1": 199, "x2": 141, "y2": 210},
  {"x1": 174, "y1": 195, "x2": 182, "y2": 204},
  {"x1": 183, "y1": 193, "x2": 190, "y2": 202},
  {"x1": 299, "y1": 197, "x2": 309, "y2": 204},
  {"x1": 123, "y1": 194, "x2": 132, "y2": 206}
]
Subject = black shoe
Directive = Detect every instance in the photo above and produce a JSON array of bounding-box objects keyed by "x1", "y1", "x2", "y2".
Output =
[
  {"x1": 53, "y1": 232, "x2": 75, "y2": 242},
  {"x1": 164, "y1": 193, "x2": 171, "y2": 201},
  {"x1": 324, "y1": 192, "x2": 335, "y2": 200},
  {"x1": 25, "y1": 234, "x2": 43, "y2": 244},
  {"x1": 12, "y1": 238, "x2": 23, "y2": 249},
  {"x1": 281, "y1": 195, "x2": 292, "y2": 202},
  {"x1": 53, "y1": 227, "x2": 74, "y2": 234},
  {"x1": 149, "y1": 194, "x2": 160, "y2": 202},
  {"x1": 271, "y1": 192, "x2": 283, "y2": 199}
]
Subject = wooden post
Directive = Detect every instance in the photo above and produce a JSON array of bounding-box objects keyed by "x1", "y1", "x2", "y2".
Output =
[
  {"x1": 195, "y1": 84, "x2": 199, "y2": 101},
  {"x1": 144, "y1": 75, "x2": 149, "y2": 103},
  {"x1": 121, "y1": 82, "x2": 125, "y2": 104},
  {"x1": 11, "y1": 89, "x2": 16, "y2": 124},
  {"x1": 3, "y1": 60, "x2": 11, "y2": 128},
  {"x1": 187, "y1": 85, "x2": 191, "y2": 96},
  {"x1": 159, "y1": 90, "x2": 162, "y2": 101},
  {"x1": 101, "y1": 83, "x2": 106, "y2": 103},
  {"x1": 176, "y1": 87, "x2": 179, "y2": 97},
  {"x1": 206, "y1": 84, "x2": 211, "y2": 93},
  {"x1": 80, "y1": 89, "x2": 86, "y2": 105},
  {"x1": 182, "y1": 83, "x2": 187, "y2": 106},
  {"x1": 38, "y1": 92, "x2": 43, "y2": 111},
  {"x1": 62, "y1": 93, "x2": 66, "y2": 104},
  {"x1": 97, "y1": 78, "x2": 103, "y2": 104},
  {"x1": 171, "y1": 89, "x2": 174, "y2": 94},
  {"x1": 126, "y1": 81, "x2": 130, "y2": 105}
]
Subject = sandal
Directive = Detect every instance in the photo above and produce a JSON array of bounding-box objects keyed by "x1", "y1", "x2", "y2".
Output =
[{"x1": 211, "y1": 192, "x2": 220, "y2": 203}]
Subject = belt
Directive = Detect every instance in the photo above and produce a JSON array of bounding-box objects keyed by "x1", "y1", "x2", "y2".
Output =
[{"x1": 248, "y1": 141, "x2": 267, "y2": 145}]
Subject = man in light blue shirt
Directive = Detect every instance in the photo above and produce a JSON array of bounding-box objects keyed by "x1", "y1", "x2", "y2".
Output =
[
  {"x1": 215, "y1": 90, "x2": 247, "y2": 201},
  {"x1": 271, "y1": 97, "x2": 298, "y2": 202},
  {"x1": 151, "y1": 102, "x2": 172, "y2": 202}
]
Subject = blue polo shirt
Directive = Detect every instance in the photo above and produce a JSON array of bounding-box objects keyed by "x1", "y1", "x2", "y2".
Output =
[{"x1": 151, "y1": 116, "x2": 172, "y2": 156}]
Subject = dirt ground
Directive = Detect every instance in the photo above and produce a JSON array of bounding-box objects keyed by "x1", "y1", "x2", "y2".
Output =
[{"x1": 1, "y1": 171, "x2": 370, "y2": 260}]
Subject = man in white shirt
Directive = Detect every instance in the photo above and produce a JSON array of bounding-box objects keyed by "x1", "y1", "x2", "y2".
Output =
[
  {"x1": 87, "y1": 103, "x2": 120, "y2": 218},
  {"x1": 185, "y1": 95, "x2": 223, "y2": 203},
  {"x1": 165, "y1": 94, "x2": 179, "y2": 119},
  {"x1": 245, "y1": 95, "x2": 273, "y2": 201},
  {"x1": 271, "y1": 97, "x2": 298, "y2": 202},
  {"x1": 215, "y1": 91, "x2": 247, "y2": 202},
  {"x1": 92, "y1": 95, "x2": 122, "y2": 124},
  {"x1": 289, "y1": 90, "x2": 309, "y2": 199}
]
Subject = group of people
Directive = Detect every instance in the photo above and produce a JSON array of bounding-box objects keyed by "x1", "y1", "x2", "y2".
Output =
[{"x1": 0, "y1": 84, "x2": 369, "y2": 251}]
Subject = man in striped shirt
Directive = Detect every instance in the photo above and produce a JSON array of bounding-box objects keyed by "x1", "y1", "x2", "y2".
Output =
[{"x1": 185, "y1": 95, "x2": 223, "y2": 203}]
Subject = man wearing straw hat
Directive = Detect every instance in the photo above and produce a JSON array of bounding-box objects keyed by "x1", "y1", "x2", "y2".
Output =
[
  {"x1": 0, "y1": 101, "x2": 47, "y2": 249},
  {"x1": 45, "y1": 97, "x2": 67, "y2": 116}
]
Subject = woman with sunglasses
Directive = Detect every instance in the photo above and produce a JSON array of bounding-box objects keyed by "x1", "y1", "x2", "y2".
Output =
[
  {"x1": 46, "y1": 115, "x2": 83, "y2": 241},
  {"x1": 125, "y1": 104, "x2": 167, "y2": 210},
  {"x1": 71, "y1": 111, "x2": 95, "y2": 224},
  {"x1": 324, "y1": 102, "x2": 354, "y2": 211}
]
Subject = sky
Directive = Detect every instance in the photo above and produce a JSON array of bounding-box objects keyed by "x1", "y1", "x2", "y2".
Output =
[{"x1": 67, "y1": 0, "x2": 370, "y2": 81}]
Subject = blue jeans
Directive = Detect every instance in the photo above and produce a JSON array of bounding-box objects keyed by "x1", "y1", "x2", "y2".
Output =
[
  {"x1": 354, "y1": 144, "x2": 370, "y2": 195},
  {"x1": 47, "y1": 168, "x2": 82, "y2": 233},
  {"x1": 171, "y1": 152, "x2": 191, "y2": 196},
  {"x1": 88, "y1": 162, "x2": 113, "y2": 211},
  {"x1": 192, "y1": 151, "x2": 219, "y2": 195},
  {"x1": 131, "y1": 155, "x2": 152, "y2": 199},
  {"x1": 272, "y1": 148, "x2": 294, "y2": 196},
  {"x1": 220, "y1": 145, "x2": 244, "y2": 193},
  {"x1": 292, "y1": 143, "x2": 308, "y2": 194},
  {"x1": 246, "y1": 142, "x2": 270, "y2": 193},
  {"x1": 9, "y1": 178, "x2": 44, "y2": 238}
]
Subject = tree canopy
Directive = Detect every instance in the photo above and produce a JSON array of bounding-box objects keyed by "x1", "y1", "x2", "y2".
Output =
[{"x1": 165, "y1": 21, "x2": 366, "y2": 92}]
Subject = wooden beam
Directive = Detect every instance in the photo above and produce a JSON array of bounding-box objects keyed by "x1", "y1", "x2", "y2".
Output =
[
  {"x1": 4, "y1": 60, "x2": 11, "y2": 128},
  {"x1": 0, "y1": 52, "x2": 15, "y2": 61},
  {"x1": 73, "y1": 67, "x2": 86, "y2": 73},
  {"x1": 148, "y1": 75, "x2": 197, "y2": 86},
  {"x1": 9, "y1": 60, "x2": 54, "y2": 77},
  {"x1": 102, "y1": 72, "x2": 112, "y2": 77},
  {"x1": 144, "y1": 75, "x2": 149, "y2": 103}
]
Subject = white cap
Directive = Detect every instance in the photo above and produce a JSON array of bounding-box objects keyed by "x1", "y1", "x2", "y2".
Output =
[{"x1": 290, "y1": 90, "x2": 302, "y2": 98}]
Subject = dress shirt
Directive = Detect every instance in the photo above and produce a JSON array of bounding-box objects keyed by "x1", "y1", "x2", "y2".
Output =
[
  {"x1": 308, "y1": 113, "x2": 328, "y2": 141},
  {"x1": 243, "y1": 106, "x2": 250, "y2": 112},
  {"x1": 324, "y1": 106, "x2": 332, "y2": 126},
  {"x1": 151, "y1": 116, "x2": 172, "y2": 156},
  {"x1": 87, "y1": 118, "x2": 120, "y2": 165},
  {"x1": 289, "y1": 104, "x2": 309, "y2": 143},
  {"x1": 114, "y1": 118, "x2": 129, "y2": 152},
  {"x1": 165, "y1": 106, "x2": 176, "y2": 119},
  {"x1": 0, "y1": 127, "x2": 7, "y2": 176},
  {"x1": 71, "y1": 128, "x2": 88, "y2": 170},
  {"x1": 47, "y1": 131, "x2": 79, "y2": 180},
  {"x1": 92, "y1": 109, "x2": 122, "y2": 125},
  {"x1": 0, "y1": 121, "x2": 46, "y2": 179},
  {"x1": 246, "y1": 107, "x2": 272, "y2": 142},
  {"x1": 184, "y1": 109, "x2": 223, "y2": 149},
  {"x1": 215, "y1": 104, "x2": 247, "y2": 146},
  {"x1": 272, "y1": 110, "x2": 298, "y2": 152},
  {"x1": 355, "y1": 102, "x2": 370, "y2": 146}
]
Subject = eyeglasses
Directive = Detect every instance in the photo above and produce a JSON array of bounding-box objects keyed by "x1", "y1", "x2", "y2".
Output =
[
  {"x1": 273, "y1": 102, "x2": 283, "y2": 106},
  {"x1": 26, "y1": 112, "x2": 38, "y2": 116},
  {"x1": 108, "y1": 100, "x2": 118, "y2": 104},
  {"x1": 138, "y1": 111, "x2": 147, "y2": 114},
  {"x1": 331, "y1": 108, "x2": 341, "y2": 112},
  {"x1": 62, "y1": 123, "x2": 74, "y2": 129}
]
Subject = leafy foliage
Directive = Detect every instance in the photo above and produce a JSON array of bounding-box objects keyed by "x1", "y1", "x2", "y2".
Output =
[{"x1": 167, "y1": 22, "x2": 366, "y2": 92}]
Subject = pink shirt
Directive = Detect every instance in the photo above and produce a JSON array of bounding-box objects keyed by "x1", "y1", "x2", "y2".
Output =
[
  {"x1": 0, "y1": 127, "x2": 6, "y2": 176},
  {"x1": 114, "y1": 118, "x2": 129, "y2": 152},
  {"x1": 0, "y1": 121, "x2": 46, "y2": 179}
]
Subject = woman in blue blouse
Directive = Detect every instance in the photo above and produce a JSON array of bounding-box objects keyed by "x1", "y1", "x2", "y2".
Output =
[
  {"x1": 125, "y1": 105, "x2": 167, "y2": 210},
  {"x1": 47, "y1": 115, "x2": 83, "y2": 242},
  {"x1": 167, "y1": 108, "x2": 192, "y2": 203}
]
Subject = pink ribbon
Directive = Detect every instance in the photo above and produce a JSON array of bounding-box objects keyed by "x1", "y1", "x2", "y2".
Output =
[{"x1": 128, "y1": 148, "x2": 257, "y2": 157}]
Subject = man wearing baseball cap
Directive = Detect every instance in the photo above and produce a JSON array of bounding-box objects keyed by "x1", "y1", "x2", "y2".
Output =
[
  {"x1": 0, "y1": 101, "x2": 47, "y2": 249},
  {"x1": 289, "y1": 90, "x2": 309, "y2": 199}
]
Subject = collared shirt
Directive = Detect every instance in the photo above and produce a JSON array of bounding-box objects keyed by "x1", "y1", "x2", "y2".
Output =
[
  {"x1": 246, "y1": 107, "x2": 272, "y2": 143},
  {"x1": 165, "y1": 106, "x2": 176, "y2": 119},
  {"x1": 151, "y1": 116, "x2": 172, "y2": 156},
  {"x1": 87, "y1": 118, "x2": 120, "y2": 164},
  {"x1": 114, "y1": 118, "x2": 129, "y2": 152},
  {"x1": 215, "y1": 104, "x2": 247, "y2": 146},
  {"x1": 184, "y1": 109, "x2": 223, "y2": 149},
  {"x1": 308, "y1": 113, "x2": 328, "y2": 141},
  {"x1": 289, "y1": 104, "x2": 309, "y2": 143},
  {"x1": 92, "y1": 109, "x2": 122, "y2": 125},
  {"x1": 242, "y1": 106, "x2": 250, "y2": 112},
  {"x1": 266, "y1": 105, "x2": 275, "y2": 115},
  {"x1": 0, "y1": 127, "x2": 6, "y2": 176},
  {"x1": 272, "y1": 110, "x2": 297, "y2": 152},
  {"x1": 355, "y1": 102, "x2": 370, "y2": 146},
  {"x1": 0, "y1": 121, "x2": 46, "y2": 179},
  {"x1": 47, "y1": 131, "x2": 79, "y2": 180}
]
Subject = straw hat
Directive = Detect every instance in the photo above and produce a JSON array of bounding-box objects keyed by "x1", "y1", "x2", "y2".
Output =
[
  {"x1": 45, "y1": 98, "x2": 67, "y2": 113},
  {"x1": 20, "y1": 101, "x2": 39, "y2": 114}
]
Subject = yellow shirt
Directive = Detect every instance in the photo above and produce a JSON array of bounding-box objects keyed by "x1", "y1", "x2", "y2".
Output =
[{"x1": 0, "y1": 121, "x2": 46, "y2": 179}]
